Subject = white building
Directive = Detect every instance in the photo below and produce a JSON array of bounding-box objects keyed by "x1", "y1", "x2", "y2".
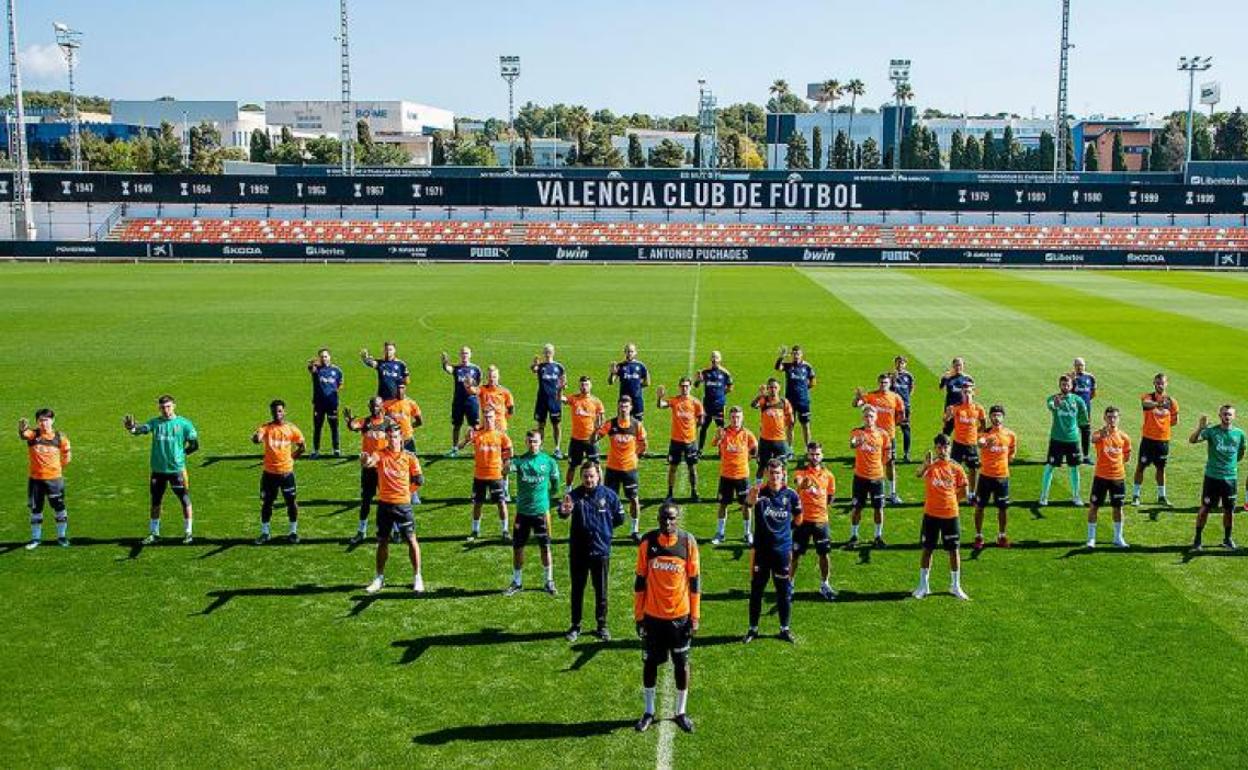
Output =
[
  {"x1": 266, "y1": 100, "x2": 452, "y2": 139},
  {"x1": 924, "y1": 117, "x2": 1057, "y2": 155},
  {"x1": 610, "y1": 129, "x2": 697, "y2": 164},
  {"x1": 492, "y1": 138, "x2": 574, "y2": 167},
  {"x1": 110, "y1": 100, "x2": 265, "y2": 149}
]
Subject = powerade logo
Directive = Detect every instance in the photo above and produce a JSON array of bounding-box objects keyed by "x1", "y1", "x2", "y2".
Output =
[
  {"x1": 801, "y1": 249, "x2": 837, "y2": 262},
  {"x1": 54, "y1": 244, "x2": 98, "y2": 254},
  {"x1": 1126, "y1": 253, "x2": 1166, "y2": 264},
  {"x1": 881, "y1": 250, "x2": 918, "y2": 262},
  {"x1": 1044, "y1": 252, "x2": 1084, "y2": 263},
  {"x1": 470, "y1": 247, "x2": 509, "y2": 259},
  {"x1": 555, "y1": 247, "x2": 589, "y2": 260}
]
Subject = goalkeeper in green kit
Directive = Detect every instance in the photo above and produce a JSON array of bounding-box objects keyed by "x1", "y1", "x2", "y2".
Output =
[
  {"x1": 505, "y1": 429, "x2": 563, "y2": 595},
  {"x1": 1039, "y1": 375, "x2": 1088, "y2": 507}
]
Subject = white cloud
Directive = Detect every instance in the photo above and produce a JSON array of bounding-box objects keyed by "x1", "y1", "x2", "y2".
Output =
[{"x1": 18, "y1": 44, "x2": 67, "y2": 83}]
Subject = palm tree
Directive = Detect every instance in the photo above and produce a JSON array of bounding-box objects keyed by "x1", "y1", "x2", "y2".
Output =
[
  {"x1": 767, "y1": 79, "x2": 790, "y2": 168},
  {"x1": 844, "y1": 79, "x2": 866, "y2": 167},
  {"x1": 820, "y1": 79, "x2": 842, "y2": 167},
  {"x1": 564, "y1": 105, "x2": 591, "y2": 163},
  {"x1": 891, "y1": 83, "x2": 914, "y2": 171}
]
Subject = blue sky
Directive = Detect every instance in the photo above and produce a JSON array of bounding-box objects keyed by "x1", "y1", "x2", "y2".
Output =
[{"x1": 15, "y1": 0, "x2": 1245, "y2": 119}]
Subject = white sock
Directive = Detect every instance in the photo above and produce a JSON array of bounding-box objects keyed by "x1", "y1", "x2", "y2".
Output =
[
  {"x1": 874, "y1": 523, "x2": 883, "y2": 538},
  {"x1": 675, "y1": 688, "x2": 688, "y2": 715},
  {"x1": 184, "y1": 517, "x2": 193, "y2": 536},
  {"x1": 1087, "y1": 522, "x2": 1097, "y2": 541},
  {"x1": 1113, "y1": 521, "x2": 1124, "y2": 540},
  {"x1": 261, "y1": 522, "x2": 271, "y2": 536},
  {"x1": 743, "y1": 518, "x2": 751, "y2": 537},
  {"x1": 951, "y1": 570, "x2": 961, "y2": 590},
  {"x1": 31, "y1": 523, "x2": 42, "y2": 541},
  {"x1": 289, "y1": 520, "x2": 298, "y2": 534},
  {"x1": 149, "y1": 518, "x2": 160, "y2": 535},
  {"x1": 357, "y1": 519, "x2": 367, "y2": 534},
  {"x1": 918, "y1": 567, "x2": 930, "y2": 590},
  {"x1": 1158, "y1": 485, "x2": 1167, "y2": 497},
  {"x1": 850, "y1": 523, "x2": 860, "y2": 538},
  {"x1": 1133, "y1": 483, "x2": 1142, "y2": 497},
  {"x1": 889, "y1": 479, "x2": 896, "y2": 495},
  {"x1": 55, "y1": 519, "x2": 67, "y2": 538},
  {"x1": 512, "y1": 568, "x2": 523, "y2": 585},
  {"x1": 820, "y1": 579, "x2": 831, "y2": 590},
  {"x1": 471, "y1": 519, "x2": 481, "y2": 535},
  {"x1": 643, "y1": 687, "x2": 656, "y2": 714},
  {"x1": 631, "y1": 517, "x2": 640, "y2": 534},
  {"x1": 501, "y1": 516, "x2": 509, "y2": 535},
  {"x1": 716, "y1": 518, "x2": 726, "y2": 537},
  {"x1": 544, "y1": 564, "x2": 553, "y2": 582}
]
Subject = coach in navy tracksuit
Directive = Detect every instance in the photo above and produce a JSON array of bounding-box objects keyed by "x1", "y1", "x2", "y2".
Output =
[
  {"x1": 559, "y1": 461, "x2": 624, "y2": 642},
  {"x1": 745, "y1": 458, "x2": 800, "y2": 644}
]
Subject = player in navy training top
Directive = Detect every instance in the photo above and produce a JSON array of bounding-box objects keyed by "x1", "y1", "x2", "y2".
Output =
[
  {"x1": 891, "y1": 355, "x2": 916, "y2": 462},
  {"x1": 1070, "y1": 357, "x2": 1097, "y2": 464},
  {"x1": 694, "y1": 351, "x2": 733, "y2": 452},
  {"x1": 307, "y1": 347, "x2": 343, "y2": 458},
  {"x1": 441, "y1": 346, "x2": 483, "y2": 456},
  {"x1": 531, "y1": 343, "x2": 567, "y2": 458},
  {"x1": 938, "y1": 357, "x2": 972, "y2": 436},
  {"x1": 774, "y1": 345, "x2": 816, "y2": 448},
  {"x1": 744, "y1": 459, "x2": 800, "y2": 644},
  {"x1": 609, "y1": 343, "x2": 650, "y2": 421},
  {"x1": 360, "y1": 341, "x2": 408, "y2": 401}
]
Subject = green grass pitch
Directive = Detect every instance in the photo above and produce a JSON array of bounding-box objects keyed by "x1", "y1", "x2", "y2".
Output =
[{"x1": 3, "y1": 263, "x2": 1248, "y2": 768}]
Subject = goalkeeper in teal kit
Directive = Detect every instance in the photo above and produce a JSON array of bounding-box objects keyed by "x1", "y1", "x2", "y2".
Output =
[
  {"x1": 1039, "y1": 375, "x2": 1088, "y2": 507},
  {"x1": 505, "y1": 429, "x2": 563, "y2": 595},
  {"x1": 124, "y1": 395, "x2": 200, "y2": 544}
]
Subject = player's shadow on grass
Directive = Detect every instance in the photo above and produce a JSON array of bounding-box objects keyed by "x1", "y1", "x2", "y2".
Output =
[
  {"x1": 199, "y1": 583, "x2": 359, "y2": 615},
  {"x1": 566, "y1": 634, "x2": 740, "y2": 671},
  {"x1": 1059, "y1": 543, "x2": 1191, "y2": 559},
  {"x1": 1181, "y1": 548, "x2": 1248, "y2": 564},
  {"x1": 199, "y1": 453, "x2": 264, "y2": 467},
  {"x1": 301, "y1": 498, "x2": 359, "y2": 517},
  {"x1": 412, "y1": 718, "x2": 633, "y2": 744},
  {"x1": 797, "y1": 589, "x2": 911, "y2": 603},
  {"x1": 390, "y1": 627, "x2": 566, "y2": 664},
  {"x1": 348, "y1": 586, "x2": 499, "y2": 617}
]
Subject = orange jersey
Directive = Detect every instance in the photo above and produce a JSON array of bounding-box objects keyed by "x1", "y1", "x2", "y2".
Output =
[
  {"x1": 564, "y1": 393, "x2": 606, "y2": 441},
  {"x1": 634, "y1": 530, "x2": 701, "y2": 622},
  {"x1": 851, "y1": 426, "x2": 891, "y2": 480},
  {"x1": 470, "y1": 428, "x2": 513, "y2": 480},
  {"x1": 977, "y1": 426, "x2": 1017, "y2": 479},
  {"x1": 597, "y1": 417, "x2": 647, "y2": 471},
  {"x1": 478, "y1": 385, "x2": 515, "y2": 431},
  {"x1": 862, "y1": 390, "x2": 905, "y2": 435},
  {"x1": 716, "y1": 426, "x2": 758, "y2": 480},
  {"x1": 382, "y1": 397, "x2": 422, "y2": 440},
  {"x1": 757, "y1": 398, "x2": 793, "y2": 442},
  {"x1": 257, "y1": 422, "x2": 304, "y2": 474},
  {"x1": 370, "y1": 448, "x2": 422, "y2": 504},
  {"x1": 922, "y1": 459, "x2": 968, "y2": 519},
  {"x1": 352, "y1": 415, "x2": 391, "y2": 454},
  {"x1": 949, "y1": 402, "x2": 987, "y2": 446},
  {"x1": 794, "y1": 465, "x2": 835, "y2": 524},
  {"x1": 1140, "y1": 393, "x2": 1179, "y2": 442},
  {"x1": 1093, "y1": 429, "x2": 1132, "y2": 481},
  {"x1": 665, "y1": 394, "x2": 704, "y2": 444},
  {"x1": 22, "y1": 428, "x2": 70, "y2": 480}
]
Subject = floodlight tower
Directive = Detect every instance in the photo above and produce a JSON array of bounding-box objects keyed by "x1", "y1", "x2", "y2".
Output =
[
  {"x1": 499, "y1": 56, "x2": 520, "y2": 172},
  {"x1": 697, "y1": 79, "x2": 718, "y2": 171},
  {"x1": 1178, "y1": 56, "x2": 1213, "y2": 166},
  {"x1": 53, "y1": 22, "x2": 82, "y2": 172},
  {"x1": 888, "y1": 59, "x2": 910, "y2": 179},
  {"x1": 339, "y1": 0, "x2": 355, "y2": 174},
  {"x1": 6, "y1": 0, "x2": 35, "y2": 240},
  {"x1": 1053, "y1": 0, "x2": 1072, "y2": 178}
]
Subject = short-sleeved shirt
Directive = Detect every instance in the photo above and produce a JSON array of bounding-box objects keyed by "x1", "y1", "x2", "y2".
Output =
[
  {"x1": 374, "y1": 359, "x2": 409, "y2": 401},
  {"x1": 451, "y1": 363, "x2": 483, "y2": 404},
  {"x1": 1092, "y1": 429, "x2": 1131, "y2": 481},
  {"x1": 470, "y1": 428, "x2": 513, "y2": 480},
  {"x1": 949, "y1": 402, "x2": 987, "y2": 445},
  {"x1": 851, "y1": 426, "x2": 890, "y2": 480},
  {"x1": 511, "y1": 451, "x2": 562, "y2": 517},
  {"x1": 368, "y1": 448, "x2": 422, "y2": 504},
  {"x1": 780, "y1": 362, "x2": 815, "y2": 405},
  {"x1": 863, "y1": 390, "x2": 905, "y2": 436},
  {"x1": 756, "y1": 398, "x2": 793, "y2": 442},
  {"x1": 142, "y1": 416, "x2": 198, "y2": 474},
  {"x1": 794, "y1": 465, "x2": 835, "y2": 524},
  {"x1": 697, "y1": 367, "x2": 733, "y2": 412},
  {"x1": 478, "y1": 385, "x2": 515, "y2": 431},
  {"x1": 1199, "y1": 424, "x2": 1247, "y2": 481},
  {"x1": 1072, "y1": 372, "x2": 1097, "y2": 407},
  {"x1": 22, "y1": 428, "x2": 70, "y2": 480},
  {"x1": 310, "y1": 365, "x2": 343, "y2": 406},
  {"x1": 1141, "y1": 393, "x2": 1179, "y2": 442},
  {"x1": 597, "y1": 417, "x2": 646, "y2": 471},
  {"x1": 564, "y1": 393, "x2": 606, "y2": 441},
  {"x1": 635, "y1": 530, "x2": 700, "y2": 622},
  {"x1": 535, "y1": 361, "x2": 565, "y2": 400},
  {"x1": 717, "y1": 426, "x2": 758, "y2": 480},
  {"x1": 257, "y1": 421, "x2": 304, "y2": 475},
  {"x1": 616, "y1": 361, "x2": 649, "y2": 400},
  {"x1": 752, "y1": 485, "x2": 800, "y2": 552},
  {"x1": 977, "y1": 426, "x2": 1017, "y2": 479},
  {"x1": 382, "y1": 397, "x2": 422, "y2": 440},
  {"x1": 891, "y1": 371, "x2": 915, "y2": 407},
  {"x1": 665, "y1": 395, "x2": 704, "y2": 444},
  {"x1": 922, "y1": 460, "x2": 968, "y2": 519},
  {"x1": 1048, "y1": 394, "x2": 1089, "y2": 442},
  {"x1": 940, "y1": 373, "x2": 973, "y2": 408},
  {"x1": 352, "y1": 415, "x2": 392, "y2": 454}
]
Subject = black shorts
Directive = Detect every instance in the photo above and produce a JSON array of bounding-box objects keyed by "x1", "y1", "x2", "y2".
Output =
[
  {"x1": 667, "y1": 440, "x2": 699, "y2": 467},
  {"x1": 1090, "y1": 477, "x2": 1127, "y2": 507},
  {"x1": 793, "y1": 521, "x2": 832, "y2": 556},
  {"x1": 1202, "y1": 476, "x2": 1238, "y2": 509},
  {"x1": 260, "y1": 471, "x2": 297, "y2": 501},
  {"x1": 452, "y1": 398, "x2": 481, "y2": 428},
  {"x1": 567, "y1": 438, "x2": 599, "y2": 469},
  {"x1": 787, "y1": 398, "x2": 811, "y2": 425},
  {"x1": 1046, "y1": 439, "x2": 1082, "y2": 467},
  {"x1": 851, "y1": 475, "x2": 885, "y2": 509},
  {"x1": 27, "y1": 477, "x2": 66, "y2": 514},
  {"x1": 513, "y1": 514, "x2": 551, "y2": 548},
  {"x1": 642, "y1": 615, "x2": 693, "y2": 665},
  {"x1": 376, "y1": 502, "x2": 415, "y2": 538},
  {"x1": 951, "y1": 441, "x2": 979, "y2": 469},
  {"x1": 472, "y1": 478, "x2": 509, "y2": 504},
  {"x1": 150, "y1": 471, "x2": 190, "y2": 506},
  {"x1": 717, "y1": 476, "x2": 750, "y2": 505},
  {"x1": 751, "y1": 547, "x2": 792, "y2": 579},
  {"x1": 605, "y1": 468, "x2": 640, "y2": 501},
  {"x1": 920, "y1": 515, "x2": 961, "y2": 552},
  {"x1": 534, "y1": 396, "x2": 562, "y2": 424},
  {"x1": 313, "y1": 403, "x2": 339, "y2": 418},
  {"x1": 1137, "y1": 437, "x2": 1170, "y2": 468},
  {"x1": 975, "y1": 475, "x2": 1010, "y2": 507},
  {"x1": 361, "y1": 466, "x2": 378, "y2": 499},
  {"x1": 757, "y1": 439, "x2": 789, "y2": 471}
]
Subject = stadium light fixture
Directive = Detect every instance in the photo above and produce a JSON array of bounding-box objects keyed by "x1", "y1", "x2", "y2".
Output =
[
  {"x1": 888, "y1": 59, "x2": 911, "y2": 179},
  {"x1": 499, "y1": 56, "x2": 520, "y2": 172},
  {"x1": 1177, "y1": 56, "x2": 1213, "y2": 167},
  {"x1": 6, "y1": 0, "x2": 36, "y2": 239},
  {"x1": 53, "y1": 21, "x2": 83, "y2": 172}
]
